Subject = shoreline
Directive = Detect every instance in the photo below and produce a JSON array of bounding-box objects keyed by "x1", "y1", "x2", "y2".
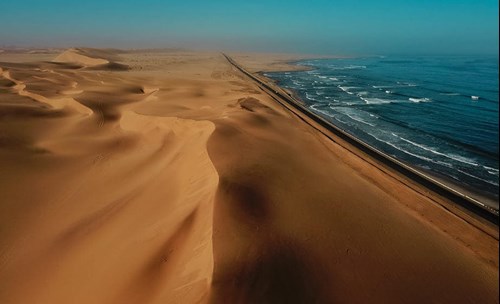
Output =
[
  {"x1": 262, "y1": 58, "x2": 500, "y2": 208},
  {"x1": 224, "y1": 54, "x2": 499, "y2": 225},
  {"x1": 263, "y1": 66, "x2": 499, "y2": 210},
  {"x1": 266, "y1": 57, "x2": 500, "y2": 209}
]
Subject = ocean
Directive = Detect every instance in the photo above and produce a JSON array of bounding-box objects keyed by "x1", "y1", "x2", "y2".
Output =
[{"x1": 264, "y1": 56, "x2": 499, "y2": 209}]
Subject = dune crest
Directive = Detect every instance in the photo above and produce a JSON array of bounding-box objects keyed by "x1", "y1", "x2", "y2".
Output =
[
  {"x1": 53, "y1": 48, "x2": 109, "y2": 66},
  {"x1": 52, "y1": 48, "x2": 129, "y2": 71}
]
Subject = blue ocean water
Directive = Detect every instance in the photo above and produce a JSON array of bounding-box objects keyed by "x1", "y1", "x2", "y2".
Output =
[{"x1": 265, "y1": 56, "x2": 499, "y2": 208}]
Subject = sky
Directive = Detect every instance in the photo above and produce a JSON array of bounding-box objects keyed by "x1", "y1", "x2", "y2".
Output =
[{"x1": 1, "y1": 0, "x2": 498, "y2": 55}]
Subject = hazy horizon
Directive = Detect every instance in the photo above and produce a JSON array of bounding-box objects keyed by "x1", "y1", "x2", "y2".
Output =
[{"x1": 1, "y1": 0, "x2": 499, "y2": 56}]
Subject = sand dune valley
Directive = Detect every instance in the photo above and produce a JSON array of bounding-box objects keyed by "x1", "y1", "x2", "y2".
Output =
[{"x1": 0, "y1": 48, "x2": 498, "y2": 304}]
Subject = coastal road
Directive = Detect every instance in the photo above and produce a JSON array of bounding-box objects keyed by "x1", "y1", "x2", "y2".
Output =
[{"x1": 223, "y1": 53, "x2": 499, "y2": 226}]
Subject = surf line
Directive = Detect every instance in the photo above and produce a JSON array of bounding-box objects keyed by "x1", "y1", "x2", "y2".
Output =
[{"x1": 222, "y1": 53, "x2": 499, "y2": 226}]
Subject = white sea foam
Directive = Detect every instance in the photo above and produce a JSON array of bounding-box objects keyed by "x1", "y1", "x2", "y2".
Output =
[
  {"x1": 360, "y1": 97, "x2": 393, "y2": 104},
  {"x1": 483, "y1": 166, "x2": 499, "y2": 176},
  {"x1": 483, "y1": 165, "x2": 499, "y2": 172},
  {"x1": 374, "y1": 84, "x2": 417, "y2": 89},
  {"x1": 391, "y1": 133, "x2": 481, "y2": 167},
  {"x1": 398, "y1": 81, "x2": 417, "y2": 87},
  {"x1": 409, "y1": 97, "x2": 431, "y2": 103},
  {"x1": 371, "y1": 135, "x2": 434, "y2": 162},
  {"x1": 330, "y1": 65, "x2": 367, "y2": 70},
  {"x1": 310, "y1": 104, "x2": 334, "y2": 117},
  {"x1": 342, "y1": 112, "x2": 376, "y2": 127},
  {"x1": 456, "y1": 169, "x2": 499, "y2": 186},
  {"x1": 338, "y1": 86, "x2": 358, "y2": 95},
  {"x1": 305, "y1": 92, "x2": 320, "y2": 102},
  {"x1": 333, "y1": 116, "x2": 350, "y2": 125}
]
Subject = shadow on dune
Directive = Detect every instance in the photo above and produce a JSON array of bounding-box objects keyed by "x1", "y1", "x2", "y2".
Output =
[
  {"x1": 210, "y1": 242, "x2": 327, "y2": 304},
  {"x1": 207, "y1": 97, "x2": 331, "y2": 304},
  {"x1": 210, "y1": 170, "x2": 330, "y2": 303},
  {"x1": 85, "y1": 62, "x2": 130, "y2": 71}
]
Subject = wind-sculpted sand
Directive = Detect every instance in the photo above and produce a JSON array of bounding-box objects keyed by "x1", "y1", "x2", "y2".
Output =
[{"x1": 0, "y1": 48, "x2": 498, "y2": 303}]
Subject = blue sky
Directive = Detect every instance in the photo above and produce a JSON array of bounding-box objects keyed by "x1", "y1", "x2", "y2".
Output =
[{"x1": 1, "y1": 0, "x2": 498, "y2": 55}]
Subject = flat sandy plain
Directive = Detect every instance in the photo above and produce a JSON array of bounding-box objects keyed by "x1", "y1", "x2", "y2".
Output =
[{"x1": 0, "y1": 48, "x2": 498, "y2": 304}]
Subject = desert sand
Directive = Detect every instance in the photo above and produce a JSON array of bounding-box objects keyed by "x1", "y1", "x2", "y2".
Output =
[{"x1": 0, "y1": 48, "x2": 498, "y2": 304}]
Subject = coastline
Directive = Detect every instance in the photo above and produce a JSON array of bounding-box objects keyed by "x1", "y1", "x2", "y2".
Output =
[
  {"x1": 227, "y1": 52, "x2": 340, "y2": 73},
  {"x1": 250, "y1": 57, "x2": 499, "y2": 221},
  {"x1": 1, "y1": 49, "x2": 498, "y2": 303}
]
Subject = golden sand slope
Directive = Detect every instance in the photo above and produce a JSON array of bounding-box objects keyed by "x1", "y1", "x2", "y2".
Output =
[
  {"x1": 52, "y1": 48, "x2": 129, "y2": 70},
  {"x1": 53, "y1": 48, "x2": 110, "y2": 66},
  {"x1": 0, "y1": 49, "x2": 498, "y2": 304}
]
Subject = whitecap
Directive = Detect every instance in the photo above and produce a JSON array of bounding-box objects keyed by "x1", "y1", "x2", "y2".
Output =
[
  {"x1": 310, "y1": 104, "x2": 334, "y2": 117},
  {"x1": 409, "y1": 97, "x2": 431, "y2": 103},
  {"x1": 456, "y1": 169, "x2": 499, "y2": 186},
  {"x1": 360, "y1": 97, "x2": 393, "y2": 104},
  {"x1": 483, "y1": 166, "x2": 499, "y2": 176},
  {"x1": 371, "y1": 135, "x2": 434, "y2": 162},
  {"x1": 342, "y1": 112, "x2": 376, "y2": 127},
  {"x1": 396, "y1": 81, "x2": 417, "y2": 87},
  {"x1": 483, "y1": 165, "x2": 499, "y2": 172},
  {"x1": 338, "y1": 86, "x2": 358, "y2": 95},
  {"x1": 305, "y1": 92, "x2": 320, "y2": 102},
  {"x1": 329, "y1": 65, "x2": 367, "y2": 70},
  {"x1": 391, "y1": 133, "x2": 481, "y2": 167}
]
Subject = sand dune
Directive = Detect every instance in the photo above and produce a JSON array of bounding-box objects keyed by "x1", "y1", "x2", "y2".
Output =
[
  {"x1": 0, "y1": 49, "x2": 498, "y2": 303},
  {"x1": 54, "y1": 48, "x2": 110, "y2": 66},
  {"x1": 53, "y1": 48, "x2": 129, "y2": 70}
]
